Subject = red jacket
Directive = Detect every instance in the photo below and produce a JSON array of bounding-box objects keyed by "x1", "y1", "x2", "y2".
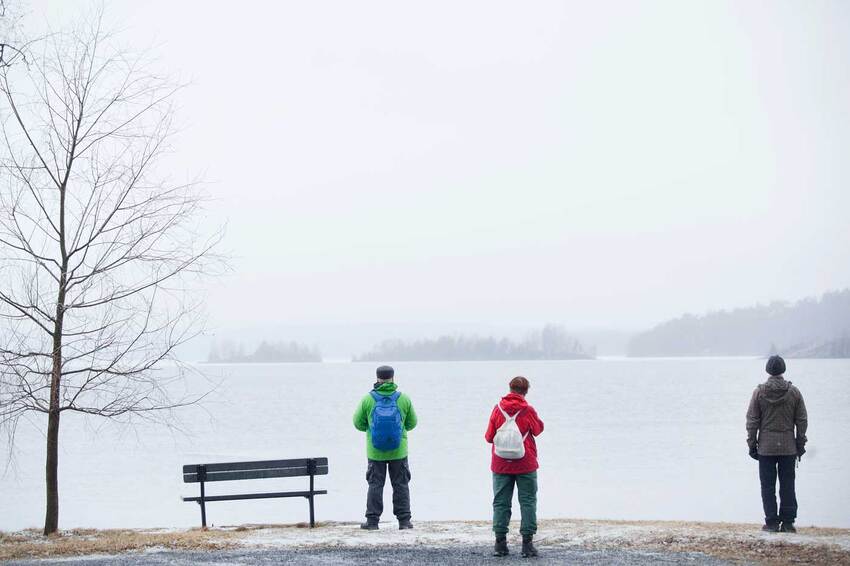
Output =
[{"x1": 484, "y1": 392, "x2": 544, "y2": 474}]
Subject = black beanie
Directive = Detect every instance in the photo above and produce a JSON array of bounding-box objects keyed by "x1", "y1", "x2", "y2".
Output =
[
  {"x1": 766, "y1": 355, "x2": 786, "y2": 376},
  {"x1": 376, "y1": 365, "x2": 394, "y2": 380}
]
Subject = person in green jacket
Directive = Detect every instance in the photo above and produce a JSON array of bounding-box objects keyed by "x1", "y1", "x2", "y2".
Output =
[{"x1": 353, "y1": 365, "x2": 418, "y2": 530}]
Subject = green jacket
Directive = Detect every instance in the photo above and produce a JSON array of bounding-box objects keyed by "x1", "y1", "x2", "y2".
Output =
[{"x1": 353, "y1": 382, "x2": 417, "y2": 461}]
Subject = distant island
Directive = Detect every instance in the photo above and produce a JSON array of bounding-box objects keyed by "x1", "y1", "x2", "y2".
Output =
[
  {"x1": 628, "y1": 289, "x2": 850, "y2": 358},
  {"x1": 207, "y1": 340, "x2": 322, "y2": 363},
  {"x1": 354, "y1": 324, "x2": 595, "y2": 362}
]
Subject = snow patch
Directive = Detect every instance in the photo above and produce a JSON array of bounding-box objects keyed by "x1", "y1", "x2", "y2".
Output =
[{"x1": 233, "y1": 519, "x2": 850, "y2": 552}]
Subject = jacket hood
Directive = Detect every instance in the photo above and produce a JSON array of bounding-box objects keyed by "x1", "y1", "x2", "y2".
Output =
[
  {"x1": 499, "y1": 392, "x2": 529, "y2": 414},
  {"x1": 762, "y1": 375, "x2": 793, "y2": 404},
  {"x1": 373, "y1": 382, "x2": 398, "y2": 395}
]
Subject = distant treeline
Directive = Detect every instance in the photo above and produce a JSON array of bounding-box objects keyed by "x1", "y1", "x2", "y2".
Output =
[
  {"x1": 208, "y1": 339, "x2": 322, "y2": 363},
  {"x1": 628, "y1": 289, "x2": 850, "y2": 358},
  {"x1": 354, "y1": 324, "x2": 594, "y2": 362}
]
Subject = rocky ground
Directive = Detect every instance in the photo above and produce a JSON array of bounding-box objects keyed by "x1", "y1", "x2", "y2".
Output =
[{"x1": 2, "y1": 519, "x2": 849, "y2": 565}]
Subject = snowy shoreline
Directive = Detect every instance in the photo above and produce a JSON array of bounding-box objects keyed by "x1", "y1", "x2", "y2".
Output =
[{"x1": 3, "y1": 518, "x2": 850, "y2": 565}]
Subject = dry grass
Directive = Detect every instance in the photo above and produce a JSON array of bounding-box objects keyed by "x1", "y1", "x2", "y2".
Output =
[
  {"x1": 632, "y1": 535, "x2": 850, "y2": 566},
  {"x1": 554, "y1": 522, "x2": 850, "y2": 566},
  {"x1": 0, "y1": 527, "x2": 237, "y2": 561}
]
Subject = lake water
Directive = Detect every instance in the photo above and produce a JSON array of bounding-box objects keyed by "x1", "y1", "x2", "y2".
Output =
[{"x1": 2, "y1": 358, "x2": 849, "y2": 531}]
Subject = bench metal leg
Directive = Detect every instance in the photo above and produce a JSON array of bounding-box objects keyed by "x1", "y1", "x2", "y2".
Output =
[
  {"x1": 309, "y1": 472, "x2": 315, "y2": 528},
  {"x1": 198, "y1": 465, "x2": 208, "y2": 528},
  {"x1": 200, "y1": 482, "x2": 207, "y2": 528}
]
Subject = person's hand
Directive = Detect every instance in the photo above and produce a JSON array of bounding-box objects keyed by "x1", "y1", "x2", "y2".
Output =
[
  {"x1": 749, "y1": 445, "x2": 759, "y2": 460},
  {"x1": 797, "y1": 444, "x2": 806, "y2": 461}
]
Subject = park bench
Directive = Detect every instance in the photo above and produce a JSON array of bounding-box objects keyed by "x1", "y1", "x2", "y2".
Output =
[{"x1": 182, "y1": 457, "x2": 328, "y2": 528}]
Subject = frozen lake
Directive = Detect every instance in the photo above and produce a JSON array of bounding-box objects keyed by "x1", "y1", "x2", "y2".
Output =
[{"x1": 2, "y1": 358, "x2": 849, "y2": 531}]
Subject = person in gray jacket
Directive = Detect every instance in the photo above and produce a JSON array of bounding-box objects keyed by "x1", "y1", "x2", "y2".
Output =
[{"x1": 746, "y1": 355, "x2": 808, "y2": 533}]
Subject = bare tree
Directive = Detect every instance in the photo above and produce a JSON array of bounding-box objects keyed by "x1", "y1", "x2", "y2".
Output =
[
  {"x1": 0, "y1": 12, "x2": 222, "y2": 535},
  {"x1": 1, "y1": 0, "x2": 27, "y2": 69}
]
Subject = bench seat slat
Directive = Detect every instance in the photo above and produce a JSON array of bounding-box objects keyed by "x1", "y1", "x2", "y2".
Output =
[
  {"x1": 184, "y1": 465, "x2": 328, "y2": 483},
  {"x1": 183, "y1": 457, "x2": 328, "y2": 475},
  {"x1": 183, "y1": 490, "x2": 327, "y2": 503}
]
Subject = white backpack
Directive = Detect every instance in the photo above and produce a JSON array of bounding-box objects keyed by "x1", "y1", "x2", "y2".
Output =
[{"x1": 493, "y1": 404, "x2": 529, "y2": 460}]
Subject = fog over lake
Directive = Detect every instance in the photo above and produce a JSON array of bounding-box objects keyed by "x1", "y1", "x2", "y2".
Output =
[
  {"x1": 3, "y1": 358, "x2": 848, "y2": 531},
  {"x1": 22, "y1": 1, "x2": 850, "y2": 333}
]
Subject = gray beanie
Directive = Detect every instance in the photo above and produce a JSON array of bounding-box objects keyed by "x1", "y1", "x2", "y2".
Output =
[
  {"x1": 376, "y1": 365, "x2": 394, "y2": 380},
  {"x1": 766, "y1": 355, "x2": 786, "y2": 376}
]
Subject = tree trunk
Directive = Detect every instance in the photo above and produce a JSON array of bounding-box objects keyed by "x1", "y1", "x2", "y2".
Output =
[
  {"x1": 43, "y1": 405, "x2": 60, "y2": 535},
  {"x1": 44, "y1": 237, "x2": 67, "y2": 535},
  {"x1": 43, "y1": 254, "x2": 67, "y2": 535},
  {"x1": 43, "y1": 291, "x2": 65, "y2": 535},
  {"x1": 43, "y1": 298, "x2": 64, "y2": 535}
]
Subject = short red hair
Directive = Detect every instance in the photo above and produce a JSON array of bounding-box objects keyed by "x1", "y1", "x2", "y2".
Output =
[{"x1": 509, "y1": 376, "x2": 530, "y2": 395}]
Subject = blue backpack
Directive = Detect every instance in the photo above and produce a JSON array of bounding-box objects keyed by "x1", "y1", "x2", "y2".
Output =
[{"x1": 369, "y1": 391, "x2": 403, "y2": 451}]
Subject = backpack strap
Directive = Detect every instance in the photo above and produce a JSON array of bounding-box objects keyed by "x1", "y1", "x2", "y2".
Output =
[
  {"x1": 497, "y1": 403, "x2": 522, "y2": 422},
  {"x1": 371, "y1": 390, "x2": 401, "y2": 403}
]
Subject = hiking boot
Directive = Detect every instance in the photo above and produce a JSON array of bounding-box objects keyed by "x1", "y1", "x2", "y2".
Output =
[
  {"x1": 762, "y1": 523, "x2": 780, "y2": 533},
  {"x1": 360, "y1": 521, "x2": 379, "y2": 530},
  {"x1": 780, "y1": 522, "x2": 797, "y2": 533},
  {"x1": 398, "y1": 519, "x2": 413, "y2": 530},
  {"x1": 493, "y1": 535, "x2": 509, "y2": 557},
  {"x1": 521, "y1": 534, "x2": 539, "y2": 558}
]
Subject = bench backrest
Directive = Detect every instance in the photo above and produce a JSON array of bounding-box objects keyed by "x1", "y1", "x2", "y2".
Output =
[{"x1": 183, "y1": 457, "x2": 329, "y2": 483}]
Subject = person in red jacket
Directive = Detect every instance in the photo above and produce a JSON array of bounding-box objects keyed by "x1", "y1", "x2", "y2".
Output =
[{"x1": 485, "y1": 376, "x2": 545, "y2": 557}]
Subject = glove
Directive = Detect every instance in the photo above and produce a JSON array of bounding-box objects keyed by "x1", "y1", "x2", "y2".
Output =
[
  {"x1": 749, "y1": 445, "x2": 759, "y2": 460},
  {"x1": 797, "y1": 444, "x2": 806, "y2": 461}
]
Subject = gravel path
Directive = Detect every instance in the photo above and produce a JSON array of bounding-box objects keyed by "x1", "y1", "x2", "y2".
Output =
[{"x1": 4, "y1": 545, "x2": 734, "y2": 565}]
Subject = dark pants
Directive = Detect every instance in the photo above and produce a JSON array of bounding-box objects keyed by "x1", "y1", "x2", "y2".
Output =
[
  {"x1": 365, "y1": 458, "x2": 411, "y2": 523},
  {"x1": 759, "y1": 455, "x2": 797, "y2": 525}
]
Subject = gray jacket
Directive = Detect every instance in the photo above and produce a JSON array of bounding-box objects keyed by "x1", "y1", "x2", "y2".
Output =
[{"x1": 746, "y1": 375, "x2": 808, "y2": 456}]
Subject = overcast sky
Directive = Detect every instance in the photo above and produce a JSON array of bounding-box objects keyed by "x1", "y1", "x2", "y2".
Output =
[{"x1": 27, "y1": 1, "x2": 850, "y2": 332}]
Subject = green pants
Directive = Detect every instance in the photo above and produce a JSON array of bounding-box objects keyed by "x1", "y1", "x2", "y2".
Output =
[{"x1": 492, "y1": 471, "x2": 538, "y2": 536}]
